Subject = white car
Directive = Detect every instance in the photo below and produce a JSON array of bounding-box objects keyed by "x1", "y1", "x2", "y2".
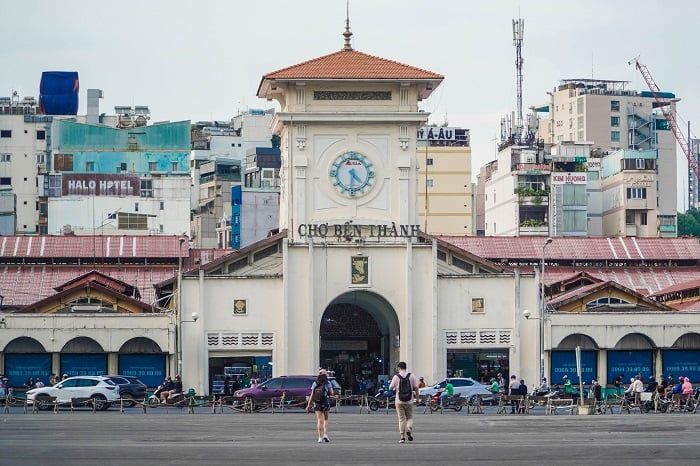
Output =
[
  {"x1": 419, "y1": 377, "x2": 492, "y2": 403},
  {"x1": 26, "y1": 375, "x2": 120, "y2": 410}
]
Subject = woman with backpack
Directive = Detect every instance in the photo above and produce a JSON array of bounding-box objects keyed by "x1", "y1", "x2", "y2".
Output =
[{"x1": 306, "y1": 369, "x2": 334, "y2": 443}]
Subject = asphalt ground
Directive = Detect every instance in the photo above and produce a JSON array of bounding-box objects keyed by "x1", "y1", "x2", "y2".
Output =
[{"x1": 1, "y1": 404, "x2": 699, "y2": 466}]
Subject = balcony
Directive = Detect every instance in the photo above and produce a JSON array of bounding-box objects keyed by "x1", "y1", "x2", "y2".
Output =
[{"x1": 519, "y1": 225, "x2": 549, "y2": 236}]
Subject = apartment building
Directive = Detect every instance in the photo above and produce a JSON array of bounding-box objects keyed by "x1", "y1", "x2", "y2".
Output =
[
  {"x1": 416, "y1": 126, "x2": 473, "y2": 235},
  {"x1": 540, "y1": 79, "x2": 678, "y2": 236},
  {"x1": 0, "y1": 95, "x2": 51, "y2": 234}
]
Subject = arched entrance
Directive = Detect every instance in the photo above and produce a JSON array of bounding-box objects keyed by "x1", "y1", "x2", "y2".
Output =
[{"x1": 320, "y1": 291, "x2": 399, "y2": 393}]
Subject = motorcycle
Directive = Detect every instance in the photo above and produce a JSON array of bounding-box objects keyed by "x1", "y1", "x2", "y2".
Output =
[
  {"x1": 146, "y1": 382, "x2": 166, "y2": 405},
  {"x1": 368, "y1": 387, "x2": 395, "y2": 411},
  {"x1": 427, "y1": 391, "x2": 464, "y2": 412}
]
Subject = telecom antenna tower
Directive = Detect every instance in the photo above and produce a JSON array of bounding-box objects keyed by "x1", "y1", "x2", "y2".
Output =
[{"x1": 512, "y1": 18, "x2": 525, "y2": 137}]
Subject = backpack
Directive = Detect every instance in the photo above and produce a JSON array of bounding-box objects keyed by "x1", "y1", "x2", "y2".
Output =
[
  {"x1": 397, "y1": 373, "x2": 413, "y2": 402},
  {"x1": 312, "y1": 384, "x2": 328, "y2": 404}
]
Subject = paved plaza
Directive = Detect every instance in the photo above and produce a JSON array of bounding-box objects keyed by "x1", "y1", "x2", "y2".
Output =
[{"x1": 1, "y1": 404, "x2": 699, "y2": 465}]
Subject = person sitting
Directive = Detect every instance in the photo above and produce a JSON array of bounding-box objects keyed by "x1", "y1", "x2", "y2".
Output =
[
  {"x1": 167, "y1": 375, "x2": 183, "y2": 399},
  {"x1": 23, "y1": 377, "x2": 35, "y2": 390},
  {"x1": 159, "y1": 376, "x2": 175, "y2": 403},
  {"x1": 440, "y1": 379, "x2": 455, "y2": 405},
  {"x1": 489, "y1": 377, "x2": 499, "y2": 394},
  {"x1": 671, "y1": 377, "x2": 684, "y2": 396},
  {"x1": 645, "y1": 376, "x2": 658, "y2": 393},
  {"x1": 563, "y1": 375, "x2": 579, "y2": 399},
  {"x1": 681, "y1": 377, "x2": 693, "y2": 403},
  {"x1": 535, "y1": 377, "x2": 549, "y2": 396}
]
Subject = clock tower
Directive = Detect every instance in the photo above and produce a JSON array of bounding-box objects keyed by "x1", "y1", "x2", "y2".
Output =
[{"x1": 257, "y1": 22, "x2": 443, "y2": 242}]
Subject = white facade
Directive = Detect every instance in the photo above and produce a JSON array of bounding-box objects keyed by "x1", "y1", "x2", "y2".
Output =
[
  {"x1": 542, "y1": 80, "x2": 678, "y2": 233},
  {"x1": 46, "y1": 176, "x2": 192, "y2": 235},
  {"x1": 0, "y1": 111, "x2": 49, "y2": 234}
]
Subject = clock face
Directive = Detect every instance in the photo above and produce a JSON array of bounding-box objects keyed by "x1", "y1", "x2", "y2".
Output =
[{"x1": 329, "y1": 151, "x2": 375, "y2": 197}]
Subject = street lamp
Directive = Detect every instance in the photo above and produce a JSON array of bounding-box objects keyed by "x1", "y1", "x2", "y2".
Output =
[
  {"x1": 523, "y1": 236, "x2": 553, "y2": 386},
  {"x1": 177, "y1": 237, "x2": 185, "y2": 376},
  {"x1": 540, "y1": 237, "x2": 553, "y2": 382}
]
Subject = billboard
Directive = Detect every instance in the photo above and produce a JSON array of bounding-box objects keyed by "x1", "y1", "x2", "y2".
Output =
[{"x1": 61, "y1": 173, "x2": 139, "y2": 196}]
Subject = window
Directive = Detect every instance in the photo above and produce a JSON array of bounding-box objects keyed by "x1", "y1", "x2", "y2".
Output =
[
  {"x1": 0, "y1": 130, "x2": 11, "y2": 138},
  {"x1": 577, "y1": 97, "x2": 583, "y2": 114},
  {"x1": 611, "y1": 116, "x2": 620, "y2": 127},
  {"x1": 148, "y1": 162, "x2": 158, "y2": 172},
  {"x1": 471, "y1": 298, "x2": 485, "y2": 314},
  {"x1": 119, "y1": 163, "x2": 127, "y2": 172},
  {"x1": 159, "y1": 224, "x2": 164, "y2": 233},
  {"x1": 140, "y1": 178, "x2": 153, "y2": 197},
  {"x1": 611, "y1": 131, "x2": 620, "y2": 142},
  {"x1": 426, "y1": 179, "x2": 433, "y2": 187},
  {"x1": 426, "y1": 158, "x2": 434, "y2": 166},
  {"x1": 47, "y1": 174, "x2": 62, "y2": 197},
  {"x1": 0, "y1": 153, "x2": 10, "y2": 162},
  {"x1": 134, "y1": 202, "x2": 139, "y2": 212},
  {"x1": 636, "y1": 159, "x2": 645, "y2": 169},
  {"x1": 171, "y1": 162, "x2": 178, "y2": 172},
  {"x1": 85, "y1": 161, "x2": 94, "y2": 172},
  {"x1": 36, "y1": 130, "x2": 46, "y2": 140},
  {"x1": 611, "y1": 100, "x2": 620, "y2": 112},
  {"x1": 577, "y1": 116, "x2": 584, "y2": 128},
  {"x1": 54, "y1": 154, "x2": 74, "y2": 171},
  {"x1": 159, "y1": 201, "x2": 164, "y2": 210},
  {"x1": 627, "y1": 187, "x2": 647, "y2": 199},
  {"x1": 0, "y1": 177, "x2": 10, "y2": 185},
  {"x1": 36, "y1": 154, "x2": 45, "y2": 164},
  {"x1": 626, "y1": 213, "x2": 634, "y2": 225},
  {"x1": 117, "y1": 212, "x2": 148, "y2": 230},
  {"x1": 640, "y1": 212, "x2": 648, "y2": 225}
]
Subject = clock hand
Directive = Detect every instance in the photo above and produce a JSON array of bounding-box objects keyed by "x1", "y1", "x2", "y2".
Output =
[{"x1": 349, "y1": 168, "x2": 363, "y2": 185}]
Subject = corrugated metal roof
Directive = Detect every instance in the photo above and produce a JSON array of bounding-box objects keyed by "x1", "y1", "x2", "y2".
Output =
[
  {"x1": 0, "y1": 265, "x2": 177, "y2": 308},
  {"x1": 0, "y1": 235, "x2": 189, "y2": 259},
  {"x1": 437, "y1": 236, "x2": 700, "y2": 261},
  {"x1": 540, "y1": 267, "x2": 700, "y2": 294}
]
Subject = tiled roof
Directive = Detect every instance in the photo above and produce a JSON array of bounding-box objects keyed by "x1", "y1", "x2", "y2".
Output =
[
  {"x1": 437, "y1": 236, "x2": 700, "y2": 261},
  {"x1": 648, "y1": 278, "x2": 700, "y2": 297},
  {"x1": 0, "y1": 266, "x2": 177, "y2": 308},
  {"x1": 540, "y1": 267, "x2": 700, "y2": 295},
  {"x1": 261, "y1": 50, "x2": 444, "y2": 81},
  {"x1": 0, "y1": 235, "x2": 189, "y2": 259}
]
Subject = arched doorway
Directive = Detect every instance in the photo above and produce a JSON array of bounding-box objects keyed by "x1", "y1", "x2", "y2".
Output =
[
  {"x1": 60, "y1": 337, "x2": 107, "y2": 377},
  {"x1": 118, "y1": 337, "x2": 165, "y2": 389},
  {"x1": 320, "y1": 291, "x2": 399, "y2": 393},
  {"x1": 3, "y1": 337, "x2": 49, "y2": 389},
  {"x1": 551, "y1": 333, "x2": 599, "y2": 385}
]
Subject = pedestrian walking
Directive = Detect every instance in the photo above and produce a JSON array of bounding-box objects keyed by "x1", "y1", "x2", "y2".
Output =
[
  {"x1": 306, "y1": 369, "x2": 334, "y2": 443},
  {"x1": 388, "y1": 361, "x2": 419, "y2": 444}
]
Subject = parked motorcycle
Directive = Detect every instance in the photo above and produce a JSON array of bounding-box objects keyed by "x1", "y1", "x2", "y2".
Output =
[
  {"x1": 368, "y1": 387, "x2": 395, "y2": 411},
  {"x1": 427, "y1": 391, "x2": 464, "y2": 412}
]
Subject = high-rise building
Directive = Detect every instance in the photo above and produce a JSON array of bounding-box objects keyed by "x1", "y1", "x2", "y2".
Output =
[
  {"x1": 540, "y1": 79, "x2": 678, "y2": 236},
  {"x1": 416, "y1": 126, "x2": 473, "y2": 235}
]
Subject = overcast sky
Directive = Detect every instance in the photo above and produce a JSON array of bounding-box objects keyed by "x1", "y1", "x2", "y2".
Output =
[{"x1": 3, "y1": 0, "x2": 698, "y2": 209}]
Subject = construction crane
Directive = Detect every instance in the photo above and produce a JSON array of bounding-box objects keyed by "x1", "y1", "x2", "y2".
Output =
[{"x1": 630, "y1": 58, "x2": 699, "y2": 183}]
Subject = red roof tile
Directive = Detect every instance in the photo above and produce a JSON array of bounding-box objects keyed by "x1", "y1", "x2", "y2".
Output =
[
  {"x1": 262, "y1": 50, "x2": 444, "y2": 81},
  {"x1": 437, "y1": 236, "x2": 700, "y2": 261},
  {"x1": 0, "y1": 235, "x2": 189, "y2": 259}
]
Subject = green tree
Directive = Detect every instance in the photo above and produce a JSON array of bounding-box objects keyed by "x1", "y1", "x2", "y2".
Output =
[
  {"x1": 678, "y1": 209, "x2": 700, "y2": 237},
  {"x1": 271, "y1": 135, "x2": 281, "y2": 148}
]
